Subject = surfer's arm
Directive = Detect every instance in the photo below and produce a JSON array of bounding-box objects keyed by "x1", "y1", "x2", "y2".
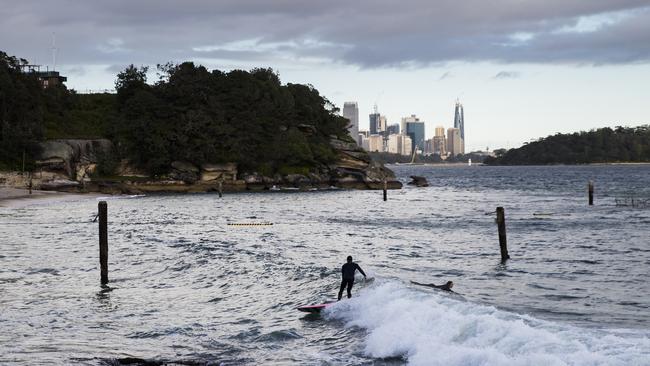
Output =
[{"x1": 356, "y1": 264, "x2": 367, "y2": 277}]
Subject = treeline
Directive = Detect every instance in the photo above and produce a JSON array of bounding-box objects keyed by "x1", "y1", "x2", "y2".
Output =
[
  {"x1": 0, "y1": 52, "x2": 46, "y2": 170},
  {"x1": 485, "y1": 126, "x2": 650, "y2": 165},
  {"x1": 0, "y1": 51, "x2": 351, "y2": 175},
  {"x1": 111, "y1": 63, "x2": 349, "y2": 175}
]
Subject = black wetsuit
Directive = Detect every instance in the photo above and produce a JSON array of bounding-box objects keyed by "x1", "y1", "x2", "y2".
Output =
[{"x1": 338, "y1": 262, "x2": 366, "y2": 300}]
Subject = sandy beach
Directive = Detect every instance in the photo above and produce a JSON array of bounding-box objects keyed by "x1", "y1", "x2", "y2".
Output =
[{"x1": 0, "y1": 187, "x2": 100, "y2": 207}]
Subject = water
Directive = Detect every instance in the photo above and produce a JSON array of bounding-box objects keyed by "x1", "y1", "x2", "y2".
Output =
[{"x1": 1, "y1": 165, "x2": 649, "y2": 365}]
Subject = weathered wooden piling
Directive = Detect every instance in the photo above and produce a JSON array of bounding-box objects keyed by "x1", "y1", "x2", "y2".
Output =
[
  {"x1": 98, "y1": 201, "x2": 108, "y2": 285},
  {"x1": 383, "y1": 179, "x2": 387, "y2": 201},
  {"x1": 496, "y1": 207, "x2": 510, "y2": 261},
  {"x1": 588, "y1": 181, "x2": 594, "y2": 206}
]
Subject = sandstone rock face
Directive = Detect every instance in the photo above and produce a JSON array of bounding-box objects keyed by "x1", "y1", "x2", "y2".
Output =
[
  {"x1": 37, "y1": 139, "x2": 112, "y2": 178},
  {"x1": 329, "y1": 138, "x2": 401, "y2": 190},
  {"x1": 200, "y1": 163, "x2": 237, "y2": 182},
  {"x1": 5, "y1": 136, "x2": 402, "y2": 193}
]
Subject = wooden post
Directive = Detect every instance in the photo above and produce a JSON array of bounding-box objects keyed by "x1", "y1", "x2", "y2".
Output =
[
  {"x1": 28, "y1": 172, "x2": 33, "y2": 195},
  {"x1": 218, "y1": 180, "x2": 223, "y2": 198},
  {"x1": 22, "y1": 150, "x2": 25, "y2": 174},
  {"x1": 496, "y1": 207, "x2": 510, "y2": 261},
  {"x1": 588, "y1": 181, "x2": 594, "y2": 206},
  {"x1": 98, "y1": 201, "x2": 108, "y2": 285},
  {"x1": 383, "y1": 179, "x2": 387, "y2": 201}
]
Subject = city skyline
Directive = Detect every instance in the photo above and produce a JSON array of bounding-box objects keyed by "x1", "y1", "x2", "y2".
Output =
[{"x1": 2, "y1": 1, "x2": 649, "y2": 151}]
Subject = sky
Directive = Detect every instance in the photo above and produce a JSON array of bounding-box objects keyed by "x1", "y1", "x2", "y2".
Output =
[{"x1": 2, "y1": 0, "x2": 650, "y2": 151}]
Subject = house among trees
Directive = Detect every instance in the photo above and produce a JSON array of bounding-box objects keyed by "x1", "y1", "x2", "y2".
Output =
[{"x1": 20, "y1": 64, "x2": 67, "y2": 88}]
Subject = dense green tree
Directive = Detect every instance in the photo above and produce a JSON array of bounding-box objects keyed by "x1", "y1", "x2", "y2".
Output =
[
  {"x1": 485, "y1": 126, "x2": 650, "y2": 165},
  {"x1": 0, "y1": 52, "x2": 44, "y2": 169}
]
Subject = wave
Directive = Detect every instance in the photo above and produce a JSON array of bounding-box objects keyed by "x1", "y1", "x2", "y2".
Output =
[{"x1": 325, "y1": 281, "x2": 650, "y2": 366}]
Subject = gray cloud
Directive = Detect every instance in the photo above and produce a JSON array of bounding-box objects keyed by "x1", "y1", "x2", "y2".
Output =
[
  {"x1": 2, "y1": 0, "x2": 650, "y2": 70},
  {"x1": 494, "y1": 71, "x2": 521, "y2": 79}
]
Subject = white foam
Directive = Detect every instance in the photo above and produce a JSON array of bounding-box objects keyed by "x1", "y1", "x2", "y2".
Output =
[{"x1": 325, "y1": 281, "x2": 650, "y2": 366}]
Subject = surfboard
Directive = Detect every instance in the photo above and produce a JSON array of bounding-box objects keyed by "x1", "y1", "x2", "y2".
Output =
[{"x1": 296, "y1": 302, "x2": 334, "y2": 313}]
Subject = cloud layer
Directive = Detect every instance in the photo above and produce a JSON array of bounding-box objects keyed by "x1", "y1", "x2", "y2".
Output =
[{"x1": 2, "y1": 0, "x2": 650, "y2": 68}]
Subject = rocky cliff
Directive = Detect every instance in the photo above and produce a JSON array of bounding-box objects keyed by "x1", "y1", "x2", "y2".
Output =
[{"x1": 1, "y1": 137, "x2": 402, "y2": 193}]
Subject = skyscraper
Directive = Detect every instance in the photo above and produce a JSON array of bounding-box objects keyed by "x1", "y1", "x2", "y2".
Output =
[
  {"x1": 369, "y1": 113, "x2": 380, "y2": 135},
  {"x1": 434, "y1": 125, "x2": 446, "y2": 156},
  {"x1": 454, "y1": 100, "x2": 465, "y2": 154},
  {"x1": 386, "y1": 123, "x2": 400, "y2": 135},
  {"x1": 401, "y1": 114, "x2": 425, "y2": 154},
  {"x1": 447, "y1": 128, "x2": 462, "y2": 156},
  {"x1": 343, "y1": 102, "x2": 359, "y2": 144}
]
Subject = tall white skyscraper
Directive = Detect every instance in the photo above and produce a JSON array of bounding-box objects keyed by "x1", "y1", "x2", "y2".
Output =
[{"x1": 343, "y1": 102, "x2": 359, "y2": 144}]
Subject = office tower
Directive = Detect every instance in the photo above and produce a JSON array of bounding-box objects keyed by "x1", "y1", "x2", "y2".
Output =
[
  {"x1": 368, "y1": 135, "x2": 384, "y2": 152},
  {"x1": 387, "y1": 134, "x2": 411, "y2": 156},
  {"x1": 343, "y1": 102, "x2": 359, "y2": 144},
  {"x1": 357, "y1": 130, "x2": 369, "y2": 146},
  {"x1": 379, "y1": 115, "x2": 388, "y2": 134},
  {"x1": 433, "y1": 125, "x2": 446, "y2": 156},
  {"x1": 402, "y1": 135, "x2": 412, "y2": 156},
  {"x1": 402, "y1": 114, "x2": 425, "y2": 154},
  {"x1": 386, "y1": 123, "x2": 400, "y2": 135},
  {"x1": 454, "y1": 100, "x2": 465, "y2": 154},
  {"x1": 447, "y1": 128, "x2": 462, "y2": 156},
  {"x1": 369, "y1": 113, "x2": 380, "y2": 135}
]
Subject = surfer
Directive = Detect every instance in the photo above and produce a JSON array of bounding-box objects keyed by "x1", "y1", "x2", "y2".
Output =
[
  {"x1": 338, "y1": 256, "x2": 367, "y2": 300},
  {"x1": 411, "y1": 280, "x2": 454, "y2": 292}
]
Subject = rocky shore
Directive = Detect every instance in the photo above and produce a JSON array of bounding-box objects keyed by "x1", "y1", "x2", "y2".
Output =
[{"x1": 0, "y1": 138, "x2": 402, "y2": 195}]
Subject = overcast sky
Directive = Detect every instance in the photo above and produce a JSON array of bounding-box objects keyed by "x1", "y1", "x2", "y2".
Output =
[{"x1": 2, "y1": 0, "x2": 649, "y2": 150}]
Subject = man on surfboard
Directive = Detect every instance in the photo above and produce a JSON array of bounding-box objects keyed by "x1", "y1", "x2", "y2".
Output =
[
  {"x1": 338, "y1": 256, "x2": 367, "y2": 300},
  {"x1": 411, "y1": 280, "x2": 454, "y2": 292}
]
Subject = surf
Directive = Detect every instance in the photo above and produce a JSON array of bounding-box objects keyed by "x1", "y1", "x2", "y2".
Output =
[{"x1": 324, "y1": 281, "x2": 650, "y2": 366}]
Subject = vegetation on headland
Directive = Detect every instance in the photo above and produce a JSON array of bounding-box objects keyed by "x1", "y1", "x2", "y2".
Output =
[
  {"x1": 0, "y1": 51, "x2": 351, "y2": 176},
  {"x1": 484, "y1": 126, "x2": 650, "y2": 165}
]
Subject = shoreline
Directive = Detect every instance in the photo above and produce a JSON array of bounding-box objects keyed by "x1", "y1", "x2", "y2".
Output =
[{"x1": 0, "y1": 187, "x2": 99, "y2": 208}]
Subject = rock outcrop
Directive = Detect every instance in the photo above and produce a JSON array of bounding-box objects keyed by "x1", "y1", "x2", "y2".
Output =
[
  {"x1": 3, "y1": 136, "x2": 402, "y2": 193},
  {"x1": 407, "y1": 175, "x2": 429, "y2": 187}
]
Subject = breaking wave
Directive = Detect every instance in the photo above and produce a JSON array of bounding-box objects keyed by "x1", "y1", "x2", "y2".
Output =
[{"x1": 326, "y1": 281, "x2": 650, "y2": 366}]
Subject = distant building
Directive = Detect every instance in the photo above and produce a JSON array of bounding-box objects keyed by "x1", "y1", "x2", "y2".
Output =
[
  {"x1": 386, "y1": 123, "x2": 400, "y2": 135},
  {"x1": 20, "y1": 65, "x2": 67, "y2": 88},
  {"x1": 447, "y1": 128, "x2": 462, "y2": 156},
  {"x1": 343, "y1": 102, "x2": 359, "y2": 144},
  {"x1": 402, "y1": 115, "x2": 425, "y2": 154},
  {"x1": 368, "y1": 134, "x2": 384, "y2": 152},
  {"x1": 358, "y1": 130, "x2": 369, "y2": 147},
  {"x1": 379, "y1": 115, "x2": 388, "y2": 134},
  {"x1": 433, "y1": 135, "x2": 447, "y2": 156},
  {"x1": 454, "y1": 100, "x2": 465, "y2": 154},
  {"x1": 361, "y1": 135, "x2": 370, "y2": 151},
  {"x1": 433, "y1": 125, "x2": 447, "y2": 156},
  {"x1": 387, "y1": 134, "x2": 412, "y2": 155},
  {"x1": 369, "y1": 113, "x2": 380, "y2": 135}
]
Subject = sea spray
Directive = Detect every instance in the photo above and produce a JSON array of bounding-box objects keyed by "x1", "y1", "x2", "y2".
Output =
[{"x1": 325, "y1": 281, "x2": 650, "y2": 366}]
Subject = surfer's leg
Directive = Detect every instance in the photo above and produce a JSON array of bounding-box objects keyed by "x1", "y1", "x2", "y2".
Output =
[
  {"x1": 346, "y1": 280, "x2": 354, "y2": 298},
  {"x1": 338, "y1": 280, "x2": 346, "y2": 300}
]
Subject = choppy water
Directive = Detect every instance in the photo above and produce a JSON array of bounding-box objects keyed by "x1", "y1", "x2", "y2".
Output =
[{"x1": 1, "y1": 165, "x2": 649, "y2": 365}]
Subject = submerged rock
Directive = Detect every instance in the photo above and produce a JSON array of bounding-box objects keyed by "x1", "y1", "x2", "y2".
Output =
[{"x1": 407, "y1": 175, "x2": 429, "y2": 187}]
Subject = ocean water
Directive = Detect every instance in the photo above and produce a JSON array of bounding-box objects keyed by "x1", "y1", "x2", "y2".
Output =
[{"x1": 1, "y1": 165, "x2": 649, "y2": 365}]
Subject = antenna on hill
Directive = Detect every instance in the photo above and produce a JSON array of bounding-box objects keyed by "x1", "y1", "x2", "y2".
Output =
[{"x1": 51, "y1": 32, "x2": 58, "y2": 71}]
